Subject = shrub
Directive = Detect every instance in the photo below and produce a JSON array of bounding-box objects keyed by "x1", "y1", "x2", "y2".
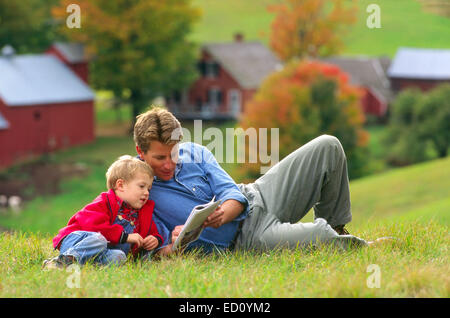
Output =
[{"x1": 384, "y1": 84, "x2": 450, "y2": 166}]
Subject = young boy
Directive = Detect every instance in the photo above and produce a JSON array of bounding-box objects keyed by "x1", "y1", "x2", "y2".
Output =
[{"x1": 42, "y1": 155, "x2": 164, "y2": 269}]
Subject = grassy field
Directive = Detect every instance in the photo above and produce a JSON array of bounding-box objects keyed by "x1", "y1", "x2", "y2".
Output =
[
  {"x1": 190, "y1": 0, "x2": 450, "y2": 57},
  {"x1": 0, "y1": 131, "x2": 448, "y2": 297},
  {"x1": 0, "y1": 219, "x2": 448, "y2": 297}
]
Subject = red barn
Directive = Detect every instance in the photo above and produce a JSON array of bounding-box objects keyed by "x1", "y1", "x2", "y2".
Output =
[
  {"x1": 320, "y1": 56, "x2": 394, "y2": 118},
  {"x1": 0, "y1": 44, "x2": 95, "y2": 169},
  {"x1": 388, "y1": 47, "x2": 450, "y2": 92},
  {"x1": 167, "y1": 34, "x2": 282, "y2": 120},
  {"x1": 46, "y1": 42, "x2": 90, "y2": 84}
]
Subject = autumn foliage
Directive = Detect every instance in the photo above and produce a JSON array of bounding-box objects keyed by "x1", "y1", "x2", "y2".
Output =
[
  {"x1": 237, "y1": 60, "x2": 369, "y2": 181},
  {"x1": 268, "y1": 0, "x2": 357, "y2": 61}
]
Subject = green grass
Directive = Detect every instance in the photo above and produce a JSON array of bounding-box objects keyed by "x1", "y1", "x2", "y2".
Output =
[
  {"x1": 349, "y1": 157, "x2": 450, "y2": 226},
  {"x1": 0, "y1": 133, "x2": 448, "y2": 297},
  {"x1": 190, "y1": 0, "x2": 450, "y2": 56},
  {"x1": 190, "y1": 0, "x2": 277, "y2": 44},
  {"x1": 0, "y1": 220, "x2": 448, "y2": 297}
]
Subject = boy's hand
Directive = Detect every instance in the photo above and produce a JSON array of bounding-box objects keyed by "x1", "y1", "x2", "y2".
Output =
[
  {"x1": 127, "y1": 233, "x2": 144, "y2": 248},
  {"x1": 143, "y1": 235, "x2": 159, "y2": 251}
]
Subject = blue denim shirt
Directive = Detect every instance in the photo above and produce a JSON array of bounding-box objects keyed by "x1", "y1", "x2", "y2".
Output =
[{"x1": 150, "y1": 142, "x2": 249, "y2": 253}]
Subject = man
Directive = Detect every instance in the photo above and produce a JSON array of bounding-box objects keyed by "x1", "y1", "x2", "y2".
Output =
[{"x1": 134, "y1": 107, "x2": 368, "y2": 254}]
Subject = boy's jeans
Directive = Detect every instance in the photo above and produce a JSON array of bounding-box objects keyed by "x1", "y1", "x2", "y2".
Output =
[{"x1": 59, "y1": 231, "x2": 127, "y2": 266}]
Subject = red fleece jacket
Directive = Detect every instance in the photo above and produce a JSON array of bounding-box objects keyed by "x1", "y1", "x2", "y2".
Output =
[{"x1": 52, "y1": 189, "x2": 163, "y2": 256}]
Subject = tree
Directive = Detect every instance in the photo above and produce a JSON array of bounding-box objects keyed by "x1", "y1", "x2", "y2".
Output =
[
  {"x1": 237, "y1": 60, "x2": 369, "y2": 182},
  {"x1": 384, "y1": 84, "x2": 450, "y2": 165},
  {"x1": 52, "y1": 0, "x2": 201, "y2": 123},
  {"x1": 268, "y1": 0, "x2": 357, "y2": 61},
  {"x1": 0, "y1": 0, "x2": 60, "y2": 53},
  {"x1": 418, "y1": 84, "x2": 450, "y2": 158}
]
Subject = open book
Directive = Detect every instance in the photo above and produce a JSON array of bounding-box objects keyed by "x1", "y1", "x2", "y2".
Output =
[{"x1": 171, "y1": 196, "x2": 221, "y2": 252}]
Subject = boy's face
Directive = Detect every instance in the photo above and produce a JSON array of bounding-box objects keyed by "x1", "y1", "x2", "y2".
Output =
[
  {"x1": 136, "y1": 141, "x2": 178, "y2": 181},
  {"x1": 116, "y1": 172, "x2": 153, "y2": 209}
]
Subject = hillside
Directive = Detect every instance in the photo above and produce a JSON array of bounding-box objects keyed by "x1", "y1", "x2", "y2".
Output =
[
  {"x1": 350, "y1": 156, "x2": 450, "y2": 225},
  {"x1": 190, "y1": 0, "x2": 450, "y2": 57}
]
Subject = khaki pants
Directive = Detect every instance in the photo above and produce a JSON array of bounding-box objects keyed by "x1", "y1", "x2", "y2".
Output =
[{"x1": 235, "y1": 135, "x2": 367, "y2": 251}]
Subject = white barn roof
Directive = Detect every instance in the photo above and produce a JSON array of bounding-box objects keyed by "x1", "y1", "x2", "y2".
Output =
[
  {"x1": 0, "y1": 53, "x2": 94, "y2": 106},
  {"x1": 388, "y1": 47, "x2": 450, "y2": 80},
  {"x1": 52, "y1": 42, "x2": 89, "y2": 63}
]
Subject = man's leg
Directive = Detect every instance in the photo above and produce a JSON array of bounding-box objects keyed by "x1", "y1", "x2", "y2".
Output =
[
  {"x1": 236, "y1": 208, "x2": 365, "y2": 251},
  {"x1": 254, "y1": 134, "x2": 352, "y2": 226},
  {"x1": 235, "y1": 135, "x2": 364, "y2": 251}
]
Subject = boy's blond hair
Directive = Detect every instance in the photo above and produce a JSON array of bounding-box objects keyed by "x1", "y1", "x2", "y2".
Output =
[
  {"x1": 133, "y1": 105, "x2": 183, "y2": 153},
  {"x1": 106, "y1": 155, "x2": 154, "y2": 190}
]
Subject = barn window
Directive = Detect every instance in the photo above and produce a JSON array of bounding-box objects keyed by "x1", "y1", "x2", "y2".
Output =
[
  {"x1": 33, "y1": 110, "x2": 41, "y2": 121},
  {"x1": 207, "y1": 88, "x2": 222, "y2": 108},
  {"x1": 197, "y1": 60, "x2": 219, "y2": 78},
  {"x1": 205, "y1": 61, "x2": 219, "y2": 78}
]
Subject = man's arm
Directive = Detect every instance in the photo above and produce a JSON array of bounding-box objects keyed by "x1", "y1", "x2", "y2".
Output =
[
  {"x1": 200, "y1": 145, "x2": 248, "y2": 227},
  {"x1": 203, "y1": 199, "x2": 244, "y2": 228}
]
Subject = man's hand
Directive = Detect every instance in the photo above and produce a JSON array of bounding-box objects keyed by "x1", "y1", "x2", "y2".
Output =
[
  {"x1": 203, "y1": 205, "x2": 225, "y2": 228},
  {"x1": 203, "y1": 200, "x2": 244, "y2": 229},
  {"x1": 171, "y1": 225, "x2": 183, "y2": 243},
  {"x1": 143, "y1": 235, "x2": 159, "y2": 251},
  {"x1": 154, "y1": 225, "x2": 184, "y2": 257},
  {"x1": 127, "y1": 233, "x2": 144, "y2": 248}
]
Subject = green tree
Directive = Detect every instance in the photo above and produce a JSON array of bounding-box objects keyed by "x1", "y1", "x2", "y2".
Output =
[
  {"x1": 52, "y1": 0, "x2": 201, "y2": 123},
  {"x1": 384, "y1": 84, "x2": 450, "y2": 165},
  {"x1": 0, "y1": 0, "x2": 60, "y2": 53},
  {"x1": 418, "y1": 84, "x2": 450, "y2": 158}
]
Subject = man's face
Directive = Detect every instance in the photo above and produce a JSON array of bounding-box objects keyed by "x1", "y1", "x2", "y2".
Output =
[{"x1": 137, "y1": 141, "x2": 179, "y2": 181}]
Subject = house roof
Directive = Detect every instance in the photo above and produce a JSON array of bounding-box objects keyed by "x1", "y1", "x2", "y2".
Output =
[
  {"x1": 0, "y1": 53, "x2": 94, "y2": 106},
  {"x1": 0, "y1": 112, "x2": 9, "y2": 130},
  {"x1": 320, "y1": 56, "x2": 394, "y2": 104},
  {"x1": 203, "y1": 41, "x2": 282, "y2": 89},
  {"x1": 52, "y1": 42, "x2": 89, "y2": 63},
  {"x1": 388, "y1": 47, "x2": 450, "y2": 80}
]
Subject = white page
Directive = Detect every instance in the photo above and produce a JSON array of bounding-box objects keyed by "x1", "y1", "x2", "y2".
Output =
[{"x1": 172, "y1": 197, "x2": 221, "y2": 251}]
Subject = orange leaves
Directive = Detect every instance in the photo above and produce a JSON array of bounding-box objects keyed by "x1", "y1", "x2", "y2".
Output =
[
  {"x1": 268, "y1": 0, "x2": 357, "y2": 61},
  {"x1": 237, "y1": 59, "x2": 368, "y2": 181}
]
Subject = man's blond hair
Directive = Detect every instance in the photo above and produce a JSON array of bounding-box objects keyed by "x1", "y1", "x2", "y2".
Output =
[
  {"x1": 133, "y1": 105, "x2": 183, "y2": 153},
  {"x1": 106, "y1": 155, "x2": 154, "y2": 190}
]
